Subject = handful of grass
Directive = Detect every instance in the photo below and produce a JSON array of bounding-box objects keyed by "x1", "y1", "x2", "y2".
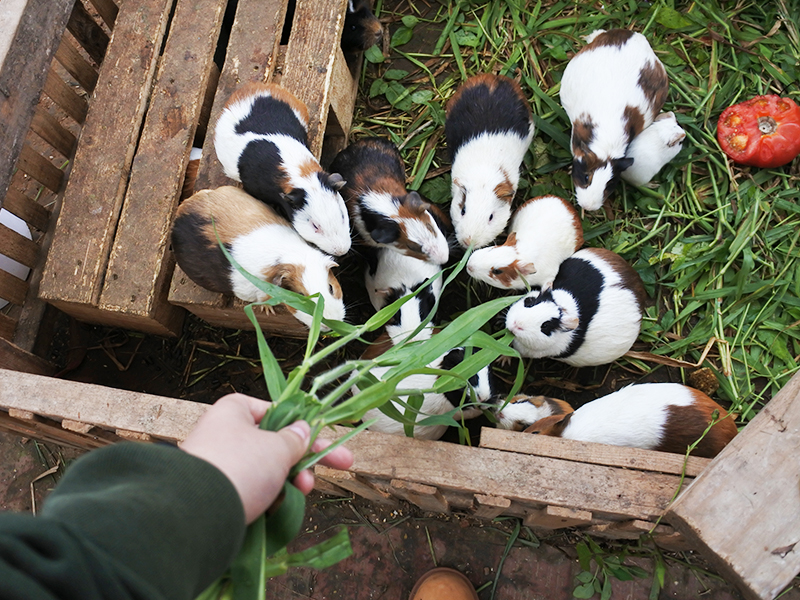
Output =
[{"x1": 197, "y1": 246, "x2": 522, "y2": 600}]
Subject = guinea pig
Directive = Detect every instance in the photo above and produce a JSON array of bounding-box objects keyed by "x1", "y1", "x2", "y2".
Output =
[
  {"x1": 560, "y1": 29, "x2": 669, "y2": 211},
  {"x1": 505, "y1": 247, "x2": 646, "y2": 367},
  {"x1": 329, "y1": 137, "x2": 450, "y2": 264},
  {"x1": 341, "y1": 0, "x2": 383, "y2": 52},
  {"x1": 364, "y1": 247, "x2": 442, "y2": 345},
  {"x1": 181, "y1": 147, "x2": 203, "y2": 201},
  {"x1": 620, "y1": 112, "x2": 686, "y2": 187},
  {"x1": 466, "y1": 195, "x2": 584, "y2": 290},
  {"x1": 492, "y1": 394, "x2": 575, "y2": 431},
  {"x1": 446, "y1": 73, "x2": 535, "y2": 249},
  {"x1": 511, "y1": 383, "x2": 738, "y2": 458},
  {"x1": 213, "y1": 82, "x2": 351, "y2": 256},
  {"x1": 357, "y1": 346, "x2": 495, "y2": 440},
  {"x1": 171, "y1": 186, "x2": 345, "y2": 329}
]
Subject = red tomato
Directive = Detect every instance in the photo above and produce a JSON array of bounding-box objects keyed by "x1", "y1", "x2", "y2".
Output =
[{"x1": 717, "y1": 95, "x2": 800, "y2": 168}]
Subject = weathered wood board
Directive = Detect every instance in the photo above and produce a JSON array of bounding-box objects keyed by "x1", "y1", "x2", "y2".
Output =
[
  {"x1": 40, "y1": 0, "x2": 175, "y2": 321},
  {"x1": 666, "y1": 370, "x2": 800, "y2": 600},
  {"x1": 97, "y1": 0, "x2": 228, "y2": 336}
]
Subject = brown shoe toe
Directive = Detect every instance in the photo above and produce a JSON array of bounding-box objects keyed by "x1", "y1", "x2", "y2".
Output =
[{"x1": 409, "y1": 567, "x2": 479, "y2": 600}]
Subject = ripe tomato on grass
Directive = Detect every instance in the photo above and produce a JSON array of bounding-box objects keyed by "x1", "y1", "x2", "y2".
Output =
[{"x1": 717, "y1": 95, "x2": 800, "y2": 168}]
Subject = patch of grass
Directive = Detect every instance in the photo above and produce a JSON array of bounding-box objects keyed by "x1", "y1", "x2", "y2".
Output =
[{"x1": 357, "y1": 0, "x2": 800, "y2": 422}]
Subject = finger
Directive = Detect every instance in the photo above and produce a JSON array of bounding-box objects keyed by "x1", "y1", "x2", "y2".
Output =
[
  {"x1": 215, "y1": 393, "x2": 272, "y2": 424},
  {"x1": 318, "y1": 445, "x2": 354, "y2": 471},
  {"x1": 275, "y1": 421, "x2": 311, "y2": 465},
  {"x1": 292, "y1": 469, "x2": 315, "y2": 495}
]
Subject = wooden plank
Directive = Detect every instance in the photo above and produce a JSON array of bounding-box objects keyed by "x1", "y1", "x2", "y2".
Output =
[
  {"x1": 55, "y1": 35, "x2": 98, "y2": 93},
  {"x1": 587, "y1": 519, "x2": 672, "y2": 541},
  {"x1": 0, "y1": 339, "x2": 55, "y2": 375},
  {"x1": 0, "y1": 314, "x2": 14, "y2": 340},
  {"x1": 17, "y1": 143, "x2": 65, "y2": 192},
  {"x1": 0, "y1": 368, "x2": 207, "y2": 442},
  {"x1": 315, "y1": 465, "x2": 397, "y2": 506},
  {"x1": 194, "y1": 0, "x2": 288, "y2": 190},
  {"x1": 42, "y1": 67, "x2": 88, "y2": 124},
  {"x1": 321, "y1": 427, "x2": 691, "y2": 522},
  {"x1": 524, "y1": 505, "x2": 593, "y2": 530},
  {"x1": 66, "y1": 0, "x2": 109, "y2": 65},
  {"x1": 62, "y1": 418, "x2": 95, "y2": 434},
  {"x1": 666, "y1": 371, "x2": 800, "y2": 600},
  {"x1": 0, "y1": 0, "x2": 75, "y2": 207},
  {"x1": 281, "y1": 0, "x2": 348, "y2": 157},
  {"x1": 480, "y1": 427, "x2": 711, "y2": 478},
  {"x1": 2, "y1": 187, "x2": 51, "y2": 232},
  {"x1": 0, "y1": 409, "x2": 112, "y2": 450},
  {"x1": 40, "y1": 0, "x2": 176, "y2": 309},
  {"x1": 0, "y1": 269, "x2": 29, "y2": 306},
  {"x1": 87, "y1": 0, "x2": 118, "y2": 30},
  {"x1": 0, "y1": 222, "x2": 38, "y2": 268},
  {"x1": 313, "y1": 477, "x2": 350, "y2": 498},
  {"x1": 98, "y1": 0, "x2": 227, "y2": 337},
  {"x1": 30, "y1": 104, "x2": 78, "y2": 159},
  {"x1": 473, "y1": 494, "x2": 511, "y2": 520},
  {"x1": 390, "y1": 479, "x2": 450, "y2": 513}
]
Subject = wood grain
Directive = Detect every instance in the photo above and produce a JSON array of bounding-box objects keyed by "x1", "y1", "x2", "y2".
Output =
[
  {"x1": 0, "y1": 270, "x2": 29, "y2": 307},
  {"x1": 2, "y1": 186, "x2": 51, "y2": 232},
  {"x1": 390, "y1": 479, "x2": 450, "y2": 513},
  {"x1": 17, "y1": 143, "x2": 64, "y2": 192},
  {"x1": 0, "y1": 222, "x2": 38, "y2": 268},
  {"x1": 66, "y1": 0, "x2": 109, "y2": 65},
  {"x1": 42, "y1": 65, "x2": 88, "y2": 124},
  {"x1": 99, "y1": 0, "x2": 227, "y2": 336},
  {"x1": 666, "y1": 370, "x2": 800, "y2": 600},
  {"x1": 0, "y1": 339, "x2": 54, "y2": 375},
  {"x1": 55, "y1": 36, "x2": 98, "y2": 93},
  {"x1": 30, "y1": 104, "x2": 78, "y2": 158}
]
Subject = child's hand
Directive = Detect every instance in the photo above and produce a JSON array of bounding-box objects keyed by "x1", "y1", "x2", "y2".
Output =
[{"x1": 181, "y1": 393, "x2": 353, "y2": 523}]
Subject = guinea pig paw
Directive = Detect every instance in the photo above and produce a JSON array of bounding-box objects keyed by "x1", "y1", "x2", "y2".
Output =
[
  {"x1": 257, "y1": 303, "x2": 276, "y2": 316},
  {"x1": 496, "y1": 354, "x2": 513, "y2": 368}
]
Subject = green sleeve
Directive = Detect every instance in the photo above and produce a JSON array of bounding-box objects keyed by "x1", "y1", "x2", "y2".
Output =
[{"x1": 0, "y1": 442, "x2": 246, "y2": 600}]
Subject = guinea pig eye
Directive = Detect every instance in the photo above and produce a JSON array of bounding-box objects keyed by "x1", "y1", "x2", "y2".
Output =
[
  {"x1": 460, "y1": 205, "x2": 466, "y2": 216},
  {"x1": 491, "y1": 267, "x2": 503, "y2": 276},
  {"x1": 329, "y1": 284, "x2": 335, "y2": 295},
  {"x1": 583, "y1": 173, "x2": 590, "y2": 185},
  {"x1": 488, "y1": 213, "x2": 494, "y2": 222},
  {"x1": 540, "y1": 317, "x2": 560, "y2": 336},
  {"x1": 523, "y1": 296, "x2": 537, "y2": 308},
  {"x1": 312, "y1": 222, "x2": 321, "y2": 233}
]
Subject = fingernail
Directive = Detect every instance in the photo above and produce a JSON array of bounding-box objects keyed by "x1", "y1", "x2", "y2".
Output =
[{"x1": 286, "y1": 421, "x2": 310, "y2": 444}]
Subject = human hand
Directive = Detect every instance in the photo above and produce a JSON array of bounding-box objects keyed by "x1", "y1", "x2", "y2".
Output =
[{"x1": 180, "y1": 393, "x2": 354, "y2": 524}]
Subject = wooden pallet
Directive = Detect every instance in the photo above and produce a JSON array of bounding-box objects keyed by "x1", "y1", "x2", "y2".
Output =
[{"x1": 37, "y1": 0, "x2": 359, "y2": 338}]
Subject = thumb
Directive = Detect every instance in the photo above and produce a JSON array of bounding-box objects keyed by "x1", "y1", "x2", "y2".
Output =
[{"x1": 276, "y1": 421, "x2": 311, "y2": 466}]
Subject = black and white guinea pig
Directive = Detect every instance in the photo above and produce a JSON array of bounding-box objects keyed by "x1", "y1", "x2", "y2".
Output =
[
  {"x1": 560, "y1": 29, "x2": 669, "y2": 211},
  {"x1": 466, "y1": 195, "x2": 584, "y2": 290},
  {"x1": 329, "y1": 137, "x2": 450, "y2": 264},
  {"x1": 492, "y1": 394, "x2": 575, "y2": 431},
  {"x1": 357, "y1": 346, "x2": 495, "y2": 440},
  {"x1": 505, "y1": 247, "x2": 646, "y2": 367},
  {"x1": 510, "y1": 383, "x2": 738, "y2": 458},
  {"x1": 445, "y1": 73, "x2": 535, "y2": 249},
  {"x1": 620, "y1": 111, "x2": 686, "y2": 187},
  {"x1": 364, "y1": 247, "x2": 442, "y2": 345},
  {"x1": 170, "y1": 186, "x2": 345, "y2": 329},
  {"x1": 341, "y1": 0, "x2": 383, "y2": 52},
  {"x1": 213, "y1": 82, "x2": 351, "y2": 256}
]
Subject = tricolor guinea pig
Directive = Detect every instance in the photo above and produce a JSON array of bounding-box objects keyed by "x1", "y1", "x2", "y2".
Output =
[
  {"x1": 364, "y1": 247, "x2": 442, "y2": 345},
  {"x1": 357, "y1": 346, "x2": 495, "y2": 440},
  {"x1": 560, "y1": 29, "x2": 669, "y2": 211},
  {"x1": 620, "y1": 111, "x2": 686, "y2": 187},
  {"x1": 446, "y1": 73, "x2": 535, "y2": 249},
  {"x1": 329, "y1": 137, "x2": 450, "y2": 264},
  {"x1": 506, "y1": 247, "x2": 646, "y2": 366},
  {"x1": 492, "y1": 394, "x2": 575, "y2": 431},
  {"x1": 513, "y1": 383, "x2": 738, "y2": 458},
  {"x1": 213, "y1": 82, "x2": 351, "y2": 256},
  {"x1": 170, "y1": 186, "x2": 345, "y2": 329},
  {"x1": 466, "y1": 195, "x2": 584, "y2": 290},
  {"x1": 341, "y1": 0, "x2": 383, "y2": 52}
]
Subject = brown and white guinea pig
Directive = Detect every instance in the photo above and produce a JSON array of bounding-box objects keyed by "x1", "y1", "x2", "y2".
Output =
[
  {"x1": 506, "y1": 247, "x2": 646, "y2": 367},
  {"x1": 341, "y1": 0, "x2": 383, "y2": 52},
  {"x1": 445, "y1": 73, "x2": 535, "y2": 249},
  {"x1": 620, "y1": 112, "x2": 686, "y2": 187},
  {"x1": 466, "y1": 195, "x2": 584, "y2": 291},
  {"x1": 364, "y1": 247, "x2": 442, "y2": 345},
  {"x1": 493, "y1": 394, "x2": 575, "y2": 431},
  {"x1": 560, "y1": 29, "x2": 669, "y2": 211},
  {"x1": 506, "y1": 383, "x2": 738, "y2": 459},
  {"x1": 180, "y1": 147, "x2": 203, "y2": 201},
  {"x1": 329, "y1": 137, "x2": 450, "y2": 264},
  {"x1": 213, "y1": 82, "x2": 351, "y2": 257},
  {"x1": 170, "y1": 186, "x2": 345, "y2": 329},
  {"x1": 357, "y1": 346, "x2": 496, "y2": 440}
]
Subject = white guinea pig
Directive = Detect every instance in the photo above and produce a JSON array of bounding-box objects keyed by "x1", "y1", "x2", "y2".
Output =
[
  {"x1": 446, "y1": 73, "x2": 535, "y2": 249},
  {"x1": 621, "y1": 112, "x2": 686, "y2": 187},
  {"x1": 511, "y1": 383, "x2": 738, "y2": 459},
  {"x1": 467, "y1": 195, "x2": 584, "y2": 290},
  {"x1": 560, "y1": 29, "x2": 669, "y2": 211},
  {"x1": 493, "y1": 394, "x2": 575, "y2": 431},
  {"x1": 171, "y1": 186, "x2": 345, "y2": 329},
  {"x1": 506, "y1": 247, "x2": 646, "y2": 367},
  {"x1": 214, "y1": 82, "x2": 351, "y2": 256},
  {"x1": 364, "y1": 247, "x2": 442, "y2": 345}
]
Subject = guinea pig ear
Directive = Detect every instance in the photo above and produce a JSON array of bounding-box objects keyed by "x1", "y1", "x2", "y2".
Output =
[
  {"x1": 612, "y1": 156, "x2": 634, "y2": 172},
  {"x1": 503, "y1": 232, "x2": 518, "y2": 247},
  {"x1": 327, "y1": 173, "x2": 347, "y2": 191},
  {"x1": 517, "y1": 262, "x2": 537, "y2": 276},
  {"x1": 370, "y1": 220, "x2": 401, "y2": 244},
  {"x1": 560, "y1": 315, "x2": 579, "y2": 331},
  {"x1": 403, "y1": 191, "x2": 431, "y2": 215},
  {"x1": 280, "y1": 189, "x2": 306, "y2": 210}
]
